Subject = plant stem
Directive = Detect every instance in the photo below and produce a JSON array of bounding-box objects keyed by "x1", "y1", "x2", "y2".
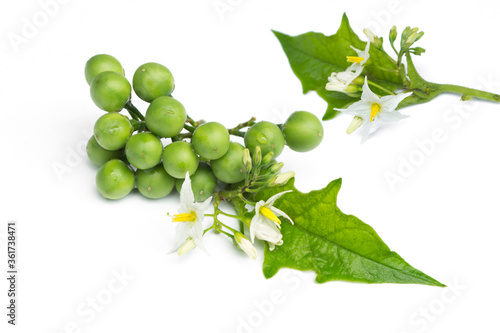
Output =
[
  {"x1": 403, "y1": 53, "x2": 500, "y2": 105},
  {"x1": 184, "y1": 124, "x2": 196, "y2": 133},
  {"x1": 186, "y1": 115, "x2": 204, "y2": 127},
  {"x1": 130, "y1": 119, "x2": 147, "y2": 131},
  {"x1": 218, "y1": 210, "x2": 245, "y2": 220},
  {"x1": 435, "y1": 84, "x2": 500, "y2": 103},
  {"x1": 124, "y1": 101, "x2": 145, "y2": 121},
  {"x1": 203, "y1": 225, "x2": 215, "y2": 235},
  {"x1": 228, "y1": 117, "x2": 256, "y2": 137},
  {"x1": 217, "y1": 220, "x2": 239, "y2": 234},
  {"x1": 367, "y1": 79, "x2": 395, "y2": 95},
  {"x1": 177, "y1": 132, "x2": 193, "y2": 140}
]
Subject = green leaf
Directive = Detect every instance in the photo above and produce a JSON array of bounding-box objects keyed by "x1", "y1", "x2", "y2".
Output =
[
  {"x1": 252, "y1": 179, "x2": 444, "y2": 286},
  {"x1": 274, "y1": 13, "x2": 403, "y2": 120}
]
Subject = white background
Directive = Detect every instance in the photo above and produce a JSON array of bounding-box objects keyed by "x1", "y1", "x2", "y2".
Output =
[{"x1": 1, "y1": 0, "x2": 500, "y2": 332}]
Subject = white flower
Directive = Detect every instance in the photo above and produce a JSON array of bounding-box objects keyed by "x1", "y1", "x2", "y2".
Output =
[
  {"x1": 234, "y1": 232, "x2": 257, "y2": 260},
  {"x1": 347, "y1": 41, "x2": 370, "y2": 67},
  {"x1": 250, "y1": 190, "x2": 293, "y2": 251},
  {"x1": 334, "y1": 77, "x2": 412, "y2": 142},
  {"x1": 326, "y1": 68, "x2": 363, "y2": 97},
  {"x1": 169, "y1": 172, "x2": 212, "y2": 255},
  {"x1": 325, "y1": 42, "x2": 370, "y2": 96}
]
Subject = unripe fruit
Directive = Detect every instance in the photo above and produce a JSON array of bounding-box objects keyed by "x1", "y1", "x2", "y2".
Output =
[
  {"x1": 125, "y1": 133, "x2": 163, "y2": 170},
  {"x1": 210, "y1": 142, "x2": 246, "y2": 184},
  {"x1": 90, "y1": 71, "x2": 131, "y2": 112},
  {"x1": 244, "y1": 121, "x2": 285, "y2": 158},
  {"x1": 86, "y1": 136, "x2": 124, "y2": 167},
  {"x1": 94, "y1": 113, "x2": 134, "y2": 150},
  {"x1": 162, "y1": 141, "x2": 199, "y2": 179},
  {"x1": 192, "y1": 122, "x2": 230, "y2": 160},
  {"x1": 96, "y1": 159, "x2": 135, "y2": 200},
  {"x1": 175, "y1": 163, "x2": 217, "y2": 202},
  {"x1": 136, "y1": 165, "x2": 175, "y2": 199},
  {"x1": 145, "y1": 96, "x2": 187, "y2": 138},
  {"x1": 282, "y1": 111, "x2": 324, "y2": 152},
  {"x1": 133, "y1": 62, "x2": 175, "y2": 102},
  {"x1": 85, "y1": 54, "x2": 124, "y2": 85}
]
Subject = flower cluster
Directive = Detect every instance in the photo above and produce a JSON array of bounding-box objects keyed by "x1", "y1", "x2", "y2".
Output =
[
  {"x1": 169, "y1": 148, "x2": 295, "y2": 259},
  {"x1": 325, "y1": 30, "x2": 413, "y2": 142}
]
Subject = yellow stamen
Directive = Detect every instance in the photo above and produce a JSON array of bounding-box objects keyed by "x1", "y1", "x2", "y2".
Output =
[
  {"x1": 259, "y1": 206, "x2": 281, "y2": 225},
  {"x1": 172, "y1": 212, "x2": 197, "y2": 222},
  {"x1": 370, "y1": 103, "x2": 381, "y2": 122},
  {"x1": 346, "y1": 56, "x2": 364, "y2": 64}
]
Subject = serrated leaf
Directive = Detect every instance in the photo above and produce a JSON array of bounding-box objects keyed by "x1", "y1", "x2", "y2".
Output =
[
  {"x1": 274, "y1": 13, "x2": 404, "y2": 120},
  {"x1": 252, "y1": 179, "x2": 444, "y2": 286}
]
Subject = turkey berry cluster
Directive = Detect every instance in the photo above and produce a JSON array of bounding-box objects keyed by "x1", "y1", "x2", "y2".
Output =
[{"x1": 84, "y1": 54, "x2": 324, "y2": 201}]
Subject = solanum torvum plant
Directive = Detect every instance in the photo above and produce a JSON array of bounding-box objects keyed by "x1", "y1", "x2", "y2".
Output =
[
  {"x1": 275, "y1": 13, "x2": 500, "y2": 142},
  {"x1": 83, "y1": 41, "x2": 446, "y2": 286}
]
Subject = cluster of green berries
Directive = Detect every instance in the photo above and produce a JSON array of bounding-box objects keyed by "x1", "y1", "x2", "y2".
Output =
[{"x1": 84, "y1": 54, "x2": 324, "y2": 201}]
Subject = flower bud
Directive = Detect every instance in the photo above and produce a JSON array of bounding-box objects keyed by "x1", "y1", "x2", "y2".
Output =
[
  {"x1": 346, "y1": 116, "x2": 363, "y2": 134},
  {"x1": 253, "y1": 146, "x2": 262, "y2": 167},
  {"x1": 363, "y1": 28, "x2": 383, "y2": 49},
  {"x1": 401, "y1": 26, "x2": 411, "y2": 39},
  {"x1": 234, "y1": 232, "x2": 257, "y2": 259},
  {"x1": 389, "y1": 26, "x2": 397, "y2": 44},
  {"x1": 412, "y1": 47, "x2": 426, "y2": 56},
  {"x1": 262, "y1": 151, "x2": 274, "y2": 164},
  {"x1": 269, "y1": 171, "x2": 295, "y2": 186},
  {"x1": 269, "y1": 162, "x2": 284, "y2": 174},
  {"x1": 177, "y1": 238, "x2": 197, "y2": 256},
  {"x1": 243, "y1": 148, "x2": 252, "y2": 172}
]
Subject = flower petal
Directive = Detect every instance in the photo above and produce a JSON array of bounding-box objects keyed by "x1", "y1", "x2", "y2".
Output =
[
  {"x1": 269, "y1": 206, "x2": 294, "y2": 225},
  {"x1": 360, "y1": 77, "x2": 380, "y2": 104},
  {"x1": 335, "y1": 102, "x2": 371, "y2": 117},
  {"x1": 249, "y1": 214, "x2": 263, "y2": 243},
  {"x1": 189, "y1": 220, "x2": 204, "y2": 246},
  {"x1": 193, "y1": 196, "x2": 213, "y2": 223},
  {"x1": 265, "y1": 190, "x2": 293, "y2": 206},
  {"x1": 378, "y1": 111, "x2": 409, "y2": 122},
  {"x1": 168, "y1": 222, "x2": 190, "y2": 254},
  {"x1": 379, "y1": 91, "x2": 413, "y2": 112},
  {"x1": 179, "y1": 172, "x2": 194, "y2": 211}
]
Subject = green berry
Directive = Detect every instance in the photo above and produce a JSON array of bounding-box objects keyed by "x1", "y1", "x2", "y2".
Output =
[
  {"x1": 192, "y1": 122, "x2": 230, "y2": 160},
  {"x1": 244, "y1": 121, "x2": 285, "y2": 158},
  {"x1": 94, "y1": 112, "x2": 133, "y2": 150},
  {"x1": 90, "y1": 71, "x2": 131, "y2": 112},
  {"x1": 282, "y1": 111, "x2": 324, "y2": 152},
  {"x1": 162, "y1": 141, "x2": 199, "y2": 179},
  {"x1": 86, "y1": 136, "x2": 124, "y2": 167},
  {"x1": 96, "y1": 159, "x2": 135, "y2": 200},
  {"x1": 133, "y1": 62, "x2": 175, "y2": 102},
  {"x1": 85, "y1": 54, "x2": 124, "y2": 85},
  {"x1": 175, "y1": 163, "x2": 217, "y2": 202},
  {"x1": 145, "y1": 96, "x2": 187, "y2": 138},
  {"x1": 210, "y1": 142, "x2": 246, "y2": 184},
  {"x1": 125, "y1": 132, "x2": 163, "y2": 170},
  {"x1": 136, "y1": 165, "x2": 175, "y2": 199}
]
